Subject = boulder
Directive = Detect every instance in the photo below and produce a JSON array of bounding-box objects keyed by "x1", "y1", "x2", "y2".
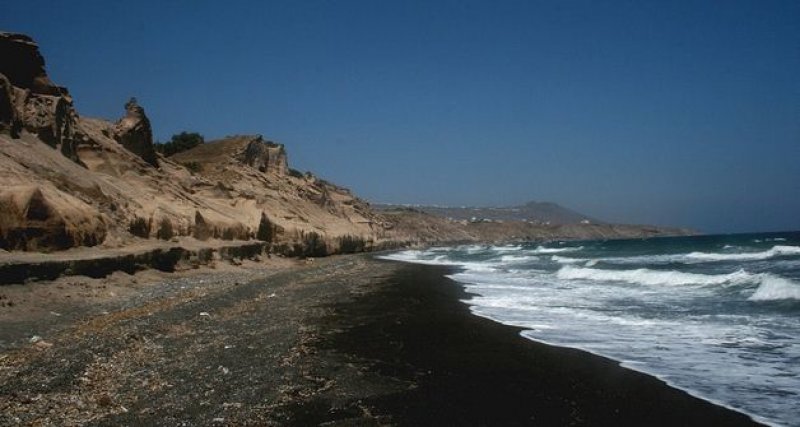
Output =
[
  {"x1": 112, "y1": 98, "x2": 158, "y2": 167},
  {"x1": 238, "y1": 136, "x2": 287, "y2": 174}
]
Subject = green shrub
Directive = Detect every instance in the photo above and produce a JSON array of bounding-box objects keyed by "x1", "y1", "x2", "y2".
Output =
[
  {"x1": 181, "y1": 161, "x2": 202, "y2": 173},
  {"x1": 287, "y1": 168, "x2": 304, "y2": 178},
  {"x1": 155, "y1": 131, "x2": 204, "y2": 157}
]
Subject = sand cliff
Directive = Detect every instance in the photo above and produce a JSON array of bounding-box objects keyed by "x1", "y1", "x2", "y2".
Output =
[{"x1": 0, "y1": 31, "x2": 691, "y2": 265}]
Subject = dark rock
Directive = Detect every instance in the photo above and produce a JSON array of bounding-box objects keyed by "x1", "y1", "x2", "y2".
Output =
[
  {"x1": 0, "y1": 74, "x2": 21, "y2": 137},
  {"x1": 0, "y1": 32, "x2": 82, "y2": 163},
  {"x1": 237, "y1": 136, "x2": 287, "y2": 174},
  {"x1": 0, "y1": 32, "x2": 67, "y2": 96},
  {"x1": 112, "y1": 98, "x2": 158, "y2": 167}
]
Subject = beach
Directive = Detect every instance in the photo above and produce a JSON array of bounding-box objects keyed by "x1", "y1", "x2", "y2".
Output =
[{"x1": 0, "y1": 255, "x2": 759, "y2": 425}]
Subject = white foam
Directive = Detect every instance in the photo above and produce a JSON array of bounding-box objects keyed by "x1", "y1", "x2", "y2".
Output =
[
  {"x1": 491, "y1": 245, "x2": 522, "y2": 252},
  {"x1": 532, "y1": 245, "x2": 584, "y2": 254},
  {"x1": 403, "y1": 241, "x2": 800, "y2": 427},
  {"x1": 686, "y1": 245, "x2": 800, "y2": 262},
  {"x1": 552, "y1": 255, "x2": 587, "y2": 264},
  {"x1": 499, "y1": 254, "x2": 538, "y2": 263},
  {"x1": 556, "y1": 265, "x2": 757, "y2": 287},
  {"x1": 378, "y1": 250, "x2": 456, "y2": 265},
  {"x1": 748, "y1": 275, "x2": 800, "y2": 301},
  {"x1": 463, "y1": 244, "x2": 489, "y2": 254}
]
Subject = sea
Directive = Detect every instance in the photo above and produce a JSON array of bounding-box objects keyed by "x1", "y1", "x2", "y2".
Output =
[{"x1": 380, "y1": 231, "x2": 800, "y2": 426}]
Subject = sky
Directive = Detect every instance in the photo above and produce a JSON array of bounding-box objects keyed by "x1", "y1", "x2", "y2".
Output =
[{"x1": 3, "y1": 1, "x2": 798, "y2": 233}]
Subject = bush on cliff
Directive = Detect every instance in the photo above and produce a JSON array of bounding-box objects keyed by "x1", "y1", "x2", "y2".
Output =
[{"x1": 155, "y1": 131, "x2": 204, "y2": 157}]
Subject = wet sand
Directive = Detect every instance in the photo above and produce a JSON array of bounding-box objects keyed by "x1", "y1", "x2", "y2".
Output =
[
  {"x1": 324, "y1": 259, "x2": 760, "y2": 426},
  {"x1": 0, "y1": 255, "x2": 760, "y2": 425}
]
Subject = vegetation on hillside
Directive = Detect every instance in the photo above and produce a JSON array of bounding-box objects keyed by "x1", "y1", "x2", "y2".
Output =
[{"x1": 155, "y1": 131, "x2": 205, "y2": 157}]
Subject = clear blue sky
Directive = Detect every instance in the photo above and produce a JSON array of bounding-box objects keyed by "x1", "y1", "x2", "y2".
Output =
[{"x1": 3, "y1": 1, "x2": 798, "y2": 233}]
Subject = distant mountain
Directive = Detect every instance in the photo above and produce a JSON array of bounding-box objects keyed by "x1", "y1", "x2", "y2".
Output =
[{"x1": 374, "y1": 201, "x2": 597, "y2": 225}]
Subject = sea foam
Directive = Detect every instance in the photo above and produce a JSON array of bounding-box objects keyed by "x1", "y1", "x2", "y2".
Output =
[
  {"x1": 532, "y1": 245, "x2": 583, "y2": 254},
  {"x1": 556, "y1": 265, "x2": 755, "y2": 287},
  {"x1": 748, "y1": 275, "x2": 800, "y2": 301},
  {"x1": 686, "y1": 245, "x2": 800, "y2": 262}
]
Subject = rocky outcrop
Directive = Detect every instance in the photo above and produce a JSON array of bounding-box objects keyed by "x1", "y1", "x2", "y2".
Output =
[
  {"x1": 0, "y1": 32, "x2": 81, "y2": 162},
  {"x1": 192, "y1": 211, "x2": 250, "y2": 241},
  {"x1": 0, "y1": 31, "x2": 691, "y2": 257},
  {"x1": 238, "y1": 136, "x2": 288, "y2": 174},
  {"x1": 0, "y1": 186, "x2": 107, "y2": 251},
  {"x1": 112, "y1": 98, "x2": 158, "y2": 167},
  {"x1": 0, "y1": 74, "x2": 21, "y2": 137},
  {"x1": 0, "y1": 32, "x2": 66, "y2": 96},
  {"x1": 19, "y1": 89, "x2": 79, "y2": 157}
]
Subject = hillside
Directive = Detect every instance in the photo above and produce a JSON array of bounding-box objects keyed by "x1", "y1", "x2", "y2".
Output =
[
  {"x1": 376, "y1": 201, "x2": 596, "y2": 225},
  {"x1": 0, "y1": 30, "x2": 693, "y2": 268},
  {"x1": 0, "y1": 31, "x2": 384, "y2": 256}
]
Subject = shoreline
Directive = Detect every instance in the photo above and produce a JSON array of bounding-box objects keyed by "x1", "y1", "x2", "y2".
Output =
[
  {"x1": 316, "y1": 258, "x2": 760, "y2": 425},
  {"x1": 0, "y1": 254, "x2": 762, "y2": 425},
  {"x1": 465, "y1": 293, "x2": 770, "y2": 426}
]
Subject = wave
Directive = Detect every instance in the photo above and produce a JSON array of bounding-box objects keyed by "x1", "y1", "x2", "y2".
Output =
[
  {"x1": 499, "y1": 254, "x2": 538, "y2": 262},
  {"x1": 552, "y1": 255, "x2": 587, "y2": 264},
  {"x1": 577, "y1": 245, "x2": 800, "y2": 267},
  {"x1": 491, "y1": 245, "x2": 522, "y2": 252},
  {"x1": 748, "y1": 275, "x2": 800, "y2": 301},
  {"x1": 556, "y1": 265, "x2": 755, "y2": 287},
  {"x1": 556, "y1": 265, "x2": 800, "y2": 301},
  {"x1": 686, "y1": 245, "x2": 800, "y2": 262},
  {"x1": 379, "y1": 250, "x2": 500, "y2": 272},
  {"x1": 532, "y1": 245, "x2": 584, "y2": 254}
]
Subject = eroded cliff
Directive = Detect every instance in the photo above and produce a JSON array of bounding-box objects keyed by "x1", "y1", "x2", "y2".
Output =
[{"x1": 0, "y1": 31, "x2": 691, "y2": 258}]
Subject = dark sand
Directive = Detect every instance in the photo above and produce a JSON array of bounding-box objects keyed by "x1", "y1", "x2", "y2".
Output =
[
  {"x1": 323, "y1": 259, "x2": 761, "y2": 426},
  {"x1": 0, "y1": 255, "x2": 761, "y2": 425}
]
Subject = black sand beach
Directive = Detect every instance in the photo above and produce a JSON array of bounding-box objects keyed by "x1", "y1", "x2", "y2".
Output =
[
  {"x1": 0, "y1": 255, "x2": 761, "y2": 425},
  {"x1": 321, "y1": 259, "x2": 761, "y2": 426}
]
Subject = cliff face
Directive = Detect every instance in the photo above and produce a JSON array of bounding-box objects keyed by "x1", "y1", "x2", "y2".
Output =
[
  {"x1": 0, "y1": 32, "x2": 691, "y2": 255},
  {"x1": 0, "y1": 32, "x2": 386, "y2": 253},
  {"x1": 111, "y1": 98, "x2": 158, "y2": 167},
  {"x1": 0, "y1": 32, "x2": 81, "y2": 163}
]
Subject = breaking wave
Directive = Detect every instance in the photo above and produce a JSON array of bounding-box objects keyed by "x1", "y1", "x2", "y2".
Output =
[
  {"x1": 686, "y1": 245, "x2": 800, "y2": 262},
  {"x1": 532, "y1": 245, "x2": 583, "y2": 254},
  {"x1": 556, "y1": 265, "x2": 756, "y2": 287},
  {"x1": 748, "y1": 275, "x2": 800, "y2": 301}
]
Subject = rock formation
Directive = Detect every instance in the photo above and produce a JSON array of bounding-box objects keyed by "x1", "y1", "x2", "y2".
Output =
[
  {"x1": 0, "y1": 74, "x2": 21, "y2": 137},
  {"x1": 0, "y1": 32, "x2": 81, "y2": 162},
  {"x1": 0, "y1": 186, "x2": 107, "y2": 251},
  {"x1": 238, "y1": 135, "x2": 288, "y2": 174},
  {"x1": 0, "y1": 31, "x2": 692, "y2": 255},
  {"x1": 0, "y1": 32, "x2": 66, "y2": 96},
  {"x1": 112, "y1": 97, "x2": 158, "y2": 167}
]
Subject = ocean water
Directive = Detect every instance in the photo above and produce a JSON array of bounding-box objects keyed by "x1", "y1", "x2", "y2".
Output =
[{"x1": 380, "y1": 232, "x2": 800, "y2": 426}]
